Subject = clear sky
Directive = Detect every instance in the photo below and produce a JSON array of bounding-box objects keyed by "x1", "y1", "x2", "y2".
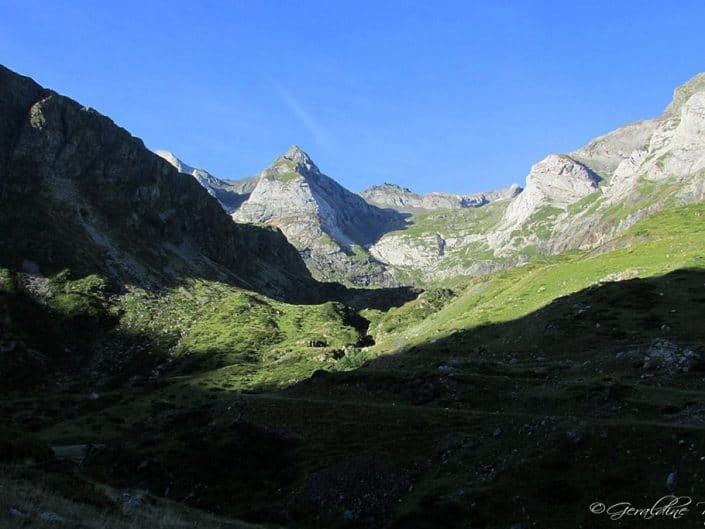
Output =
[{"x1": 1, "y1": 1, "x2": 704, "y2": 193}]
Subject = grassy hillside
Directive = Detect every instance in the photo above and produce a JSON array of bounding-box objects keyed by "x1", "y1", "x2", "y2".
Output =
[
  {"x1": 0, "y1": 269, "x2": 390, "y2": 394},
  {"x1": 372, "y1": 202, "x2": 705, "y2": 352},
  {"x1": 2, "y1": 203, "x2": 705, "y2": 528}
]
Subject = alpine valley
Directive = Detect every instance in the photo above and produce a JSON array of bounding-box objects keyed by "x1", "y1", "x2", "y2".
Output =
[
  {"x1": 161, "y1": 73, "x2": 705, "y2": 287},
  {"x1": 3, "y1": 62, "x2": 705, "y2": 529}
]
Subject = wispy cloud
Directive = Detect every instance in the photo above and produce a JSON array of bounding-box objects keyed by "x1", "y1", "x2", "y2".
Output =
[{"x1": 277, "y1": 87, "x2": 328, "y2": 147}]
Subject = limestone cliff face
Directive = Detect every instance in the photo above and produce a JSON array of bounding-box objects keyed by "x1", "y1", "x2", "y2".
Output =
[
  {"x1": 232, "y1": 146, "x2": 405, "y2": 286},
  {"x1": 570, "y1": 121, "x2": 659, "y2": 178},
  {"x1": 0, "y1": 65, "x2": 318, "y2": 302},
  {"x1": 365, "y1": 154, "x2": 602, "y2": 280},
  {"x1": 368, "y1": 72, "x2": 705, "y2": 281},
  {"x1": 502, "y1": 155, "x2": 600, "y2": 227},
  {"x1": 546, "y1": 73, "x2": 705, "y2": 253}
]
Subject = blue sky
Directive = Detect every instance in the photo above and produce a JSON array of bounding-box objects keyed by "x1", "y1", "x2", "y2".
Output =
[{"x1": 1, "y1": 1, "x2": 704, "y2": 193}]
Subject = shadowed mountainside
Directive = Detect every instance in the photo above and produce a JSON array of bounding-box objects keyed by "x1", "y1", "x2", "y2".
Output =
[{"x1": 0, "y1": 64, "x2": 318, "y2": 302}]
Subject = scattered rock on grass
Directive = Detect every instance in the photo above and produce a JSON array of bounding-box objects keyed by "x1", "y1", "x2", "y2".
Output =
[{"x1": 643, "y1": 340, "x2": 703, "y2": 374}]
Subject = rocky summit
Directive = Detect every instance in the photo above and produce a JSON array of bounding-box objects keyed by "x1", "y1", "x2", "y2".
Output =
[
  {"x1": 231, "y1": 146, "x2": 405, "y2": 286},
  {"x1": 368, "y1": 73, "x2": 705, "y2": 281},
  {"x1": 501, "y1": 154, "x2": 600, "y2": 227}
]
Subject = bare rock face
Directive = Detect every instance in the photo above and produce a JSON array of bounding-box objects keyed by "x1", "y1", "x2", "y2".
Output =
[
  {"x1": 0, "y1": 65, "x2": 318, "y2": 302},
  {"x1": 601, "y1": 91, "x2": 705, "y2": 199},
  {"x1": 664, "y1": 73, "x2": 705, "y2": 117},
  {"x1": 366, "y1": 72, "x2": 705, "y2": 282},
  {"x1": 570, "y1": 120, "x2": 658, "y2": 178},
  {"x1": 369, "y1": 233, "x2": 444, "y2": 270},
  {"x1": 548, "y1": 73, "x2": 705, "y2": 253},
  {"x1": 360, "y1": 183, "x2": 520, "y2": 213},
  {"x1": 502, "y1": 155, "x2": 600, "y2": 227},
  {"x1": 232, "y1": 146, "x2": 405, "y2": 286}
]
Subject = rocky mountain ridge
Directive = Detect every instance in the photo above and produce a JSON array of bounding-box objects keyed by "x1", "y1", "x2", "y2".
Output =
[
  {"x1": 161, "y1": 73, "x2": 705, "y2": 285},
  {"x1": 369, "y1": 72, "x2": 705, "y2": 281},
  {"x1": 544, "y1": 72, "x2": 705, "y2": 253},
  {"x1": 360, "y1": 182, "x2": 521, "y2": 213},
  {"x1": 155, "y1": 150, "x2": 256, "y2": 213},
  {"x1": 168, "y1": 147, "x2": 524, "y2": 286}
]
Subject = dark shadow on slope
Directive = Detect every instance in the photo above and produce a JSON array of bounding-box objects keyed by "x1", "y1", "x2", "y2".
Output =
[
  {"x1": 5, "y1": 269, "x2": 703, "y2": 529},
  {"x1": 294, "y1": 267, "x2": 705, "y2": 405},
  {"x1": 0, "y1": 277, "x2": 291, "y2": 524},
  {"x1": 0, "y1": 273, "x2": 171, "y2": 392},
  {"x1": 271, "y1": 267, "x2": 705, "y2": 528},
  {"x1": 0, "y1": 277, "x2": 306, "y2": 525},
  {"x1": 328, "y1": 208, "x2": 412, "y2": 264},
  {"x1": 211, "y1": 188, "x2": 251, "y2": 212}
]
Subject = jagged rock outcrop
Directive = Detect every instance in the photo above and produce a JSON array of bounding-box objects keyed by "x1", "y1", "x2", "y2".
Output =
[
  {"x1": 0, "y1": 64, "x2": 321, "y2": 302},
  {"x1": 232, "y1": 146, "x2": 405, "y2": 286},
  {"x1": 664, "y1": 73, "x2": 705, "y2": 117},
  {"x1": 360, "y1": 183, "x2": 520, "y2": 213},
  {"x1": 155, "y1": 150, "x2": 256, "y2": 213},
  {"x1": 501, "y1": 155, "x2": 600, "y2": 227},
  {"x1": 495, "y1": 72, "x2": 705, "y2": 257}
]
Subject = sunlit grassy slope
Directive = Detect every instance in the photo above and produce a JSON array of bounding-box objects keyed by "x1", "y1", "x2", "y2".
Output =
[{"x1": 371, "y1": 202, "x2": 705, "y2": 353}]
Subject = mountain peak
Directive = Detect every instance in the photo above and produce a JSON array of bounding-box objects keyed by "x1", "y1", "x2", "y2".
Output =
[
  {"x1": 266, "y1": 145, "x2": 320, "y2": 180},
  {"x1": 281, "y1": 145, "x2": 319, "y2": 173},
  {"x1": 284, "y1": 144, "x2": 312, "y2": 163}
]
